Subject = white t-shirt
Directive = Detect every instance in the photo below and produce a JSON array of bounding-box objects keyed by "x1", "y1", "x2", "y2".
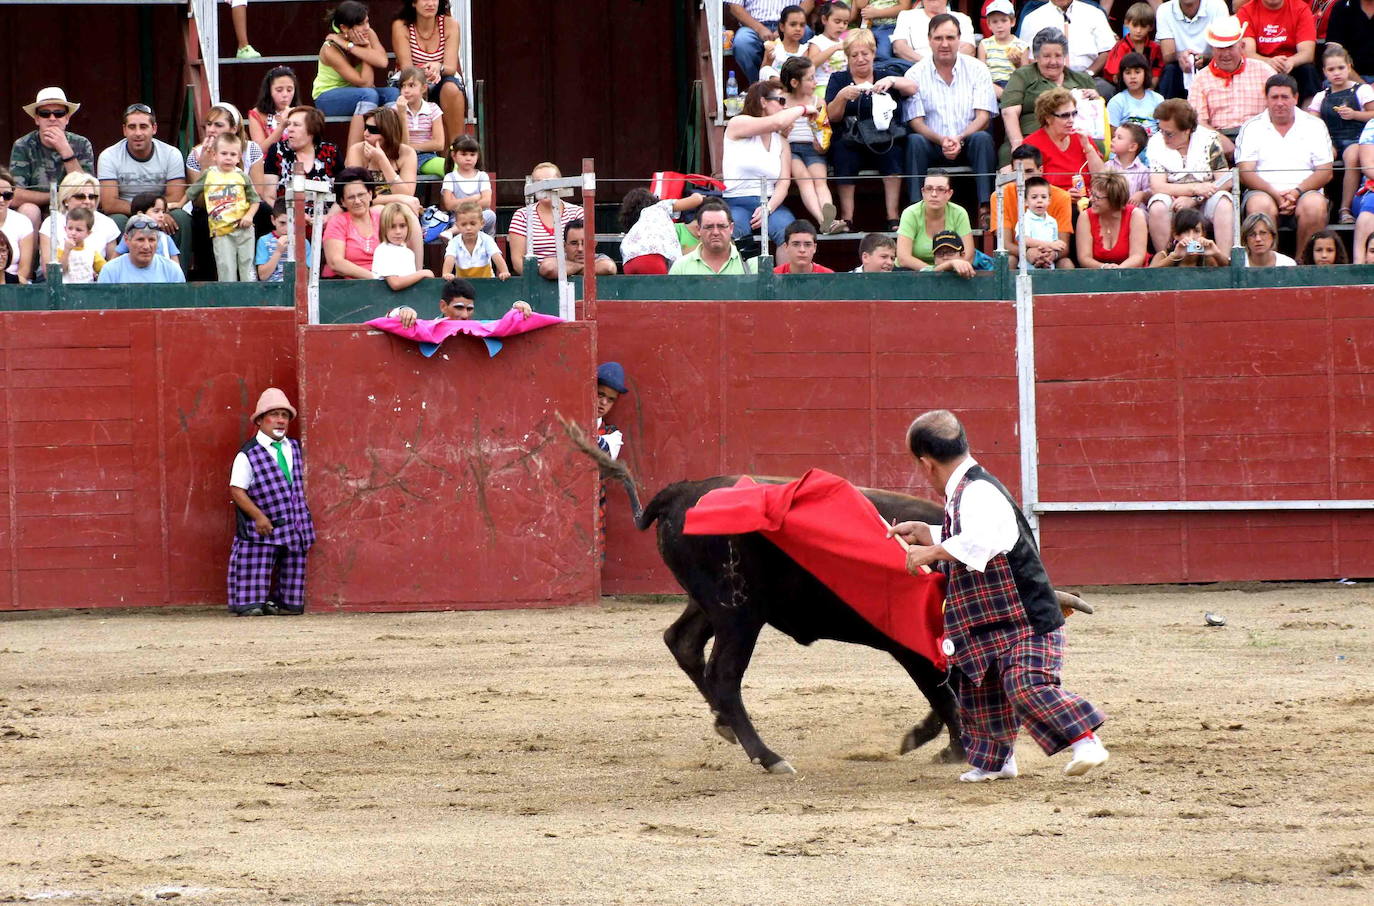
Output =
[
  {"x1": 621, "y1": 199, "x2": 683, "y2": 263},
  {"x1": 444, "y1": 231, "x2": 499, "y2": 270},
  {"x1": 1246, "y1": 251, "x2": 1296, "y2": 267},
  {"x1": 96, "y1": 139, "x2": 187, "y2": 202},
  {"x1": 1235, "y1": 110, "x2": 1333, "y2": 193},
  {"x1": 894, "y1": 8, "x2": 975, "y2": 60},
  {"x1": 806, "y1": 34, "x2": 848, "y2": 87},
  {"x1": 371, "y1": 241, "x2": 418, "y2": 278},
  {"x1": 723, "y1": 132, "x2": 786, "y2": 199},
  {"x1": 442, "y1": 170, "x2": 491, "y2": 202},
  {"x1": 1019, "y1": 1, "x2": 1116, "y2": 73},
  {"x1": 0, "y1": 212, "x2": 34, "y2": 276},
  {"x1": 1155, "y1": 0, "x2": 1230, "y2": 57},
  {"x1": 39, "y1": 210, "x2": 122, "y2": 257}
]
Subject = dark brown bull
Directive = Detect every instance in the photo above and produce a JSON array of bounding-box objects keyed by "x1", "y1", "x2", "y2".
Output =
[{"x1": 562, "y1": 417, "x2": 1090, "y2": 774}]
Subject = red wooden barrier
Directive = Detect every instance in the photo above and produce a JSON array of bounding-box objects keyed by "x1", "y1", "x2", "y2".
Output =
[{"x1": 300, "y1": 323, "x2": 599, "y2": 611}]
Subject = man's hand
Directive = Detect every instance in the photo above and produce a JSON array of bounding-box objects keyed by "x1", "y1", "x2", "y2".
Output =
[
  {"x1": 395, "y1": 306, "x2": 419, "y2": 328},
  {"x1": 40, "y1": 123, "x2": 73, "y2": 159},
  {"x1": 888, "y1": 520, "x2": 933, "y2": 546},
  {"x1": 940, "y1": 136, "x2": 962, "y2": 159},
  {"x1": 1270, "y1": 54, "x2": 1291, "y2": 73},
  {"x1": 905, "y1": 544, "x2": 944, "y2": 574},
  {"x1": 254, "y1": 514, "x2": 274, "y2": 537},
  {"x1": 754, "y1": 23, "x2": 777, "y2": 41},
  {"x1": 1278, "y1": 189, "x2": 1299, "y2": 215},
  {"x1": 238, "y1": 216, "x2": 254, "y2": 230},
  {"x1": 946, "y1": 258, "x2": 975, "y2": 278},
  {"x1": 511, "y1": 300, "x2": 531, "y2": 316}
]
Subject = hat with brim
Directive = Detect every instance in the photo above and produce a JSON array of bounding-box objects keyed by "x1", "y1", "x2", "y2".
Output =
[
  {"x1": 253, "y1": 387, "x2": 297, "y2": 421},
  {"x1": 23, "y1": 87, "x2": 80, "y2": 118},
  {"x1": 931, "y1": 230, "x2": 963, "y2": 254},
  {"x1": 1204, "y1": 15, "x2": 1246, "y2": 48}
]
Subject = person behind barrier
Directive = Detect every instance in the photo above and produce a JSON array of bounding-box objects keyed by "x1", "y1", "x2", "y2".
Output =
[
  {"x1": 109, "y1": 192, "x2": 178, "y2": 266},
  {"x1": 1236, "y1": 73, "x2": 1333, "y2": 262},
  {"x1": 855, "y1": 0, "x2": 910, "y2": 65},
  {"x1": 921, "y1": 228, "x2": 974, "y2": 276},
  {"x1": 723, "y1": 78, "x2": 805, "y2": 260},
  {"x1": 443, "y1": 200, "x2": 510, "y2": 280},
  {"x1": 1015, "y1": 177, "x2": 1065, "y2": 269},
  {"x1": 992, "y1": 143, "x2": 1076, "y2": 269},
  {"x1": 896, "y1": 168, "x2": 973, "y2": 269},
  {"x1": 185, "y1": 133, "x2": 261, "y2": 283},
  {"x1": 56, "y1": 206, "x2": 105, "y2": 285},
  {"x1": 9, "y1": 87, "x2": 94, "y2": 232},
  {"x1": 371, "y1": 201, "x2": 434, "y2": 290},
  {"x1": 393, "y1": 67, "x2": 447, "y2": 177},
  {"x1": 388, "y1": 276, "x2": 531, "y2": 327},
  {"x1": 1187, "y1": 15, "x2": 1276, "y2": 155},
  {"x1": 1022, "y1": 87, "x2": 1105, "y2": 200},
  {"x1": 903, "y1": 13, "x2": 998, "y2": 223},
  {"x1": 344, "y1": 106, "x2": 419, "y2": 201},
  {"x1": 1148, "y1": 206, "x2": 1229, "y2": 266},
  {"x1": 1304, "y1": 229, "x2": 1348, "y2": 265},
  {"x1": 1306, "y1": 44, "x2": 1374, "y2": 227},
  {"x1": 323, "y1": 167, "x2": 384, "y2": 279},
  {"x1": 1239, "y1": 210, "x2": 1296, "y2": 265},
  {"x1": 1144, "y1": 98, "x2": 1234, "y2": 255},
  {"x1": 669, "y1": 198, "x2": 754, "y2": 274},
  {"x1": 892, "y1": 0, "x2": 975, "y2": 64},
  {"x1": 260, "y1": 106, "x2": 342, "y2": 214},
  {"x1": 97, "y1": 104, "x2": 190, "y2": 269},
  {"x1": 889, "y1": 409, "x2": 1109, "y2": 783},
  {"x1": 256, "y1": 199, "x2": 312, "y2": 283},
  {"x1": 227, "y1": 388, "x2": 315, "y2": 617},
  {"x1": 779, "y1": 56, "x2": 840, "y2": 234},
  {"x1": 773, "y1": 219, "x2": 834, "y2": 272},
  {"x1": 1236, "y1": 0, "x2": 1319, "y2": 102},
  {"x1": 1076, "y1": 171, "x2": 1149, "y2": 269},
  {"x1": 855, "y1": 231, "x2": 897, "y2": 270},
  {"x1": 618, "y1": 188, "x2": 707, "y2": 275},
  {"x1": 537, "y1": 219, "x2": 617, "y2": 280},
  {"x1": 249, "y1": 66, "x2": 301, "y2": 150},
  {"x1": 595, "y1": 362, "x2": 628, "y2": 462},
  {"x1": 0, "y1": 167, "x2": 35, "y2": 284},
  {"x1": 97, "y1": 216, "x2": 186, "y2": 284},
  {"x1": 440, "y1": 135, "x2": 496, "y2": 235},
  {"x1": 978, "y1": 0, "x2": 1029, "y2": 99}
]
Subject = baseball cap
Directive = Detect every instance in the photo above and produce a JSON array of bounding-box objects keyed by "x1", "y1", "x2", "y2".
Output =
[{"x1": 931, "y1": 231, "x2": 963, "y2": 254}]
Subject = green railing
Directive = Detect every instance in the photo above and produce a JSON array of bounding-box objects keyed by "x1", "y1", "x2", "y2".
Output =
[{"x1": 3, "y1": 258, "x2": 1372, "y2": 318}]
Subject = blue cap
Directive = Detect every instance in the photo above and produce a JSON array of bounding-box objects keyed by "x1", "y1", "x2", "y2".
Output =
[{"x1": 597, "y1": 361, "x2": 628, "y2": 394}]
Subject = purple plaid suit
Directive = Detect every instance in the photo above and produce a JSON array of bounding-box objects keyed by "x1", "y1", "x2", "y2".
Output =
[
  {"x1": 939, "y1": 464, "x2": 1104, "y2": 771},
  {"x1": 227, "y1": 437, "x2": 316, "y2": 613}
]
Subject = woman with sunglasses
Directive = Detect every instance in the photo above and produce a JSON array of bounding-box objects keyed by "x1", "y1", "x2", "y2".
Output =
[
  {"x1": 1021, "y1": 87, "x2": 1103, "y2": 204},
  {"x1": 343, "y1": 106, "x2": 418, "y2": 201},
  {"x1": 723, "y1": 78, "x2": 809, "y2": 262},
  {"x1": 38, "y1": 171, "x2": 121, "y2": 270},
  {"x1": 0, "y1": 168, "x2": 34, "y2": 284}
]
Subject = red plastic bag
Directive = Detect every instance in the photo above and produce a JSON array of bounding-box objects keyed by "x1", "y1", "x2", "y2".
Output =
[{"x1": 650, "y1": 171, "x2": 725, "y2": 200}]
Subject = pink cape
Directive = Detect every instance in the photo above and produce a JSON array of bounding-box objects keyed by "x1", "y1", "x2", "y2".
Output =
[
  {"x1": 366, "y1": 309, "x2": 564, "y2": 357},
  {"x1": 684, "y1": 470, "x2": 948, "y2": 669}
]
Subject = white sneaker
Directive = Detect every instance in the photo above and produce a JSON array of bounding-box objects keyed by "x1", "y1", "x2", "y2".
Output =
[
  {"x1": 959, "y1": 754, "x2": 1018, "y2": 782},
  {"x1": 1064, "y1": 738, "x2": 1110, "y2": 776}
]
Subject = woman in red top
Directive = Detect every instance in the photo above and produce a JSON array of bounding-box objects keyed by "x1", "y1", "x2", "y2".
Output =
[
  {"x1": 1021, "y1": 88, "x2": 1103, "y2": 206},
  {"x1": 1076, "y1": 171, "x2": 1148, "y2": 269}
]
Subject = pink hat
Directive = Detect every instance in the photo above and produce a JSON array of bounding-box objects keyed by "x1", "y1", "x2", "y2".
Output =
[
  {"x1": 252, "y1": 387, "x2": 297, "y2": 421},
  {"x1": 1204, "y1": 15, "x2": 1247, "y2": 48}
]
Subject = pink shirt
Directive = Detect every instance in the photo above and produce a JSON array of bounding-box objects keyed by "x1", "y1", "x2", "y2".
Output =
[{"x1": 322, "y1": 208, "x2": 382, "y2": 278}]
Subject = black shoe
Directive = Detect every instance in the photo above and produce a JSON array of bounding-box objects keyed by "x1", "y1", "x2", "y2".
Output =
[
  {"x1": 262, "y1": 600, "x2": 282, "y2": 616},
  {"x1": 274, "y1": 605, "x2": 304, "y2": 616},
  {"x1": 233, "y1": 606, "x2": 265, "y2": 617}
]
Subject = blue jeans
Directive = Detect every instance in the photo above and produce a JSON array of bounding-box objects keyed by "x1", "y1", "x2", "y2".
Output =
[
  {"x1": 731, "y1": 23, "x2": 812, "y2": 85},
  {"x1": 871, "y1": 22, "x2": 898, "y2": 63},
  {"x1": 314, "y1": 85, "x2": 400, "y2": 117},
  {"x1": 906, "y1": 132, "x2": 997, "y2": 205},
  {"x1": 726, "y1": 195, "x2": 794, "y2": 246}
]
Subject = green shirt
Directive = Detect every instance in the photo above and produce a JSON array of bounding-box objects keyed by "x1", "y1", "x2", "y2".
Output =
[
  {"x1": 898, "y1": 201, "x2": 970, "y2": 265},
  {"x1": 1000, "y1": 64, "x2": 1096, "y2": 141},
  {"x1": 8, "y1": 131, "x2": 95, "y2": 195},
  {"x1": 668, "y1": 244, "x2": 754, "y2": 275}
]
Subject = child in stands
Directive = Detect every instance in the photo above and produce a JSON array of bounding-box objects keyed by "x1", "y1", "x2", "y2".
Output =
[
  {"x1": 57, "y1": 206, "x2": 105, "y2": 284},
  {"x1": 442, "y1": 200, "x2": 510, "y2": 280},
  {"x1": 618, "y1": 187, "x2": 707, "y2": 275},
  {"x1": 1106, "y1": 122, "x2": 1151, "y2": 207},
  {"x1": 760, "y1": 5, "x2": 810, "y2": 81},
  {"x1": 1103, "y1": 3, "x2": 1163, "y2": 84},
  {"x1": 978, "y1": 0, "x2": 1027, "y2": 99},
  {"x1": 372, "y1": 201, "x2": 435, "y2": 290},
  {"x1": 440, "y1": 135, "x2": 495, "y2": 235},
  {"x1": 1016, "y1": 177, "x2": 1064, "y2": 270},
  {"x1": 806, "y1": 1, "x2": 852, "y2": 101},
  {"x1": 249, "y1": 66, "x2": 299, "y2": 149},
  {"x1": 395, "y1": 66, "x2": 447, "y2": 177},
  {"x1": 256, "y1": 199, "x2": 312, "y2": 282},
  {"x1": 186, "y1": 132, "x2": 260, "y2": 282},
  {"x1": 854, "y1": 232, "x2": 896, "y2": 271},
  {"x1": 1107, "y1": 53, "x2": 1164, "y2": 136},
  {"x1": 1304, "y1": 229, "x2": 1349, "y2": 266},
  {"x1": 1308, "y1": 44, "x2": 1374, "y2": 225}
]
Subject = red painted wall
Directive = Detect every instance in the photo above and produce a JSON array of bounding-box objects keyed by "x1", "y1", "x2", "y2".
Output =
[{"x1": 300, "y1": 323, "x2": 599, "y2": 611}]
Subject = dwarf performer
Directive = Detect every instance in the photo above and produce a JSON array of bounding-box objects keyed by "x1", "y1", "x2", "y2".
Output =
[
  {"x1": 227, "y1": 388, "x2": 315, "y2": 616},
  {"x1": 890, "y1": 409, "x2": 1109, "y2": 781}
]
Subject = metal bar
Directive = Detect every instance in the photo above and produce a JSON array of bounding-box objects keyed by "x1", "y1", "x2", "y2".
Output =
[
  {"x1": 706, "y1": 0, "x2": 724, "y2": 125},
  {"x1": 1013, "y1": 163, "x2": 1039, "y2": 544},
  {"x1": 759, "y1": 177, "x2": 770, "y2": 262},
  {"x1": 581, "y1": 159, "x2": 597, "y2": 321},
  {"x1": 1231, "y1": 165, "x2": 1242, "y2": 256},
  {"x1": 1035, "y1": 500, "x2": 1374, "y2": 512}
]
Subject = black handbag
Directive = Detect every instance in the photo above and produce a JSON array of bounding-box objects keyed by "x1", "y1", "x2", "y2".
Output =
[{"x1": 841, "y1": 90, "x2": 908, "y2": 154}]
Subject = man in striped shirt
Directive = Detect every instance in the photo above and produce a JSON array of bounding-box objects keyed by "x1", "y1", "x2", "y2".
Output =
[
  {"x1": 1187, "y1": 15, "x2": 1276, "y2": 155},
  {"x1": 729, "y1": 1, "x2": 816, "y2": 84},
  {"x1": 903, "y1": 14, "x2": 998, "y2": 221}
]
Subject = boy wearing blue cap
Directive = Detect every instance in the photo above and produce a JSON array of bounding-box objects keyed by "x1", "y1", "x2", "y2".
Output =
[{"x1": 595, "y1": 362, "x2": 628, "y2": 461}]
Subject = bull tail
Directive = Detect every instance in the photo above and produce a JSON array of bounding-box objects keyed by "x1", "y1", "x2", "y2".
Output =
[
  {"x1": 637, "y1": 484, "x2": 682, "y2": 532},
  {"x1": 556, "y1": 411, "x2": 644, "y2": 524}
]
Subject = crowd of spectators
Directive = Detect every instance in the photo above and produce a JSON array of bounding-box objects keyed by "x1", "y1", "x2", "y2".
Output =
[{"x1": 5, "y1": 0, "x2": 1373, "y2": 287}]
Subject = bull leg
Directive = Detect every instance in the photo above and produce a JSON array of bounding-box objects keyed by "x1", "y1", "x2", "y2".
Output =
[
  {"x1": 704, "y1": 617, "x2": 794, "y2": 774},
  {"x1": 662, "y1": 602, "x2": 736, "y2": 743},
  {"x1": 889, "y1": 649, "x2": 966, "y2": 764}
]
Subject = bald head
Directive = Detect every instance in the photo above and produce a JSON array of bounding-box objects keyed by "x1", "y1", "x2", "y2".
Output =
[{"x1": 906, "y1": 409, "x2": 969, "y2": 463}]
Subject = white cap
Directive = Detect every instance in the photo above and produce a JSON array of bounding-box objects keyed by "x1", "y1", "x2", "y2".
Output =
[{"x1": 985, "y1": 0, "x2": 1015, "y2": 17}]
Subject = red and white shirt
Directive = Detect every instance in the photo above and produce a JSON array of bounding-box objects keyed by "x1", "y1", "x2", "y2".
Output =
[{"x1": 508, "y1": 202, "x2": 585, "y2": 261}]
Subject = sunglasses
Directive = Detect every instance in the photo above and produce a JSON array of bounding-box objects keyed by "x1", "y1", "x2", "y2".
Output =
[
  {"x1": 0, "y1": 191, "x2": 13, "y2": 202},
  {"x1": 1051, "y1": 110, "x2": 1076, "y2": 120},
  {"x1": 125, "y1": 103, "x2": 154, "y2": 117},
  {"x1": 70, "y1": 192, "x2": 99, "y2": 201},
  {"x1": 764, "y1": 96, "x2": 786, "y2": 103},
  {"x1": 364, "y1": 124, "x2": 381, "y2": 134},
  {"x1": 34, "y1": 108, "x2": 67, "y2": 119},
  {"x1": 127, "y1": 215, "x2": 159, "y2": 230}
]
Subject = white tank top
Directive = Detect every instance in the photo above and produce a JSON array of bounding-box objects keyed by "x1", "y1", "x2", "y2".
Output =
[{"x1": 723, "y1": 131, "x2": 784, "y2": 199}]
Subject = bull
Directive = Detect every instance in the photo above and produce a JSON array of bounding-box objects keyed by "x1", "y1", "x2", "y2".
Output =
[{"x1": 562, "y1": 418, "x2": 1090, "y2": 775}]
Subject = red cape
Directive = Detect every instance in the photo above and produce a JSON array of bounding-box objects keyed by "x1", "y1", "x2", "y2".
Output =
[{"x1": 684, "y1": 470, "x2": 947, "y2": 669}]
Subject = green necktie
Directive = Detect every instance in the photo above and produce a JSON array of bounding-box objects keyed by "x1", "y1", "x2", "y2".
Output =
[{"x1": 271, "y1": 440, "x2": 292, "y2": 484}]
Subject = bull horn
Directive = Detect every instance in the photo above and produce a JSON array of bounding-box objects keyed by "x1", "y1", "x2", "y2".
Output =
[
  {"x1": 555, "y1": 411, "x2": 644, "y2": 523},
  {"x1": 1054, "y1": 590, "x2": 1094, "y2": 616}
]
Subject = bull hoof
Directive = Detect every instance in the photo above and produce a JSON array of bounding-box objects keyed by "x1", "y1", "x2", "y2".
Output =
[
  {"x1": 900, "y1": 725, "x2": 941, "y2": 755},
  {"x1": 934, "y1": 744, "x2": 966, "y2": 764},
  {"x1": 714, "y1": 721, "x2": 739, "y2": 745},
  {"x1": 766, "y1": 759, "x2": 796, "y2": 775}
]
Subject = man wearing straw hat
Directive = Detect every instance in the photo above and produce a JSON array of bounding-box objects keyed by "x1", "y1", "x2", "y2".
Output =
[
  {"x1": 227, "y1": 388, "x2": 316, "y2": 617},
  {"x1": 8, "y1": 87, "x2": 94, "y2": 231},
  {"x1": 1188, "y1": 15, "x2": 1276, "y2": 155}
]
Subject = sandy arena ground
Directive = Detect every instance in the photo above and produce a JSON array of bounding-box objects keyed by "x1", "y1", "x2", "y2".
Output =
[{"x1": 1, "y1": 585, "x2": 1371, "y2": 905}]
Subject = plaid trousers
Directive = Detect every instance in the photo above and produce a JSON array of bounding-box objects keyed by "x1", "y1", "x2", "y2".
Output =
[
  {"x1": 953, "y1": 628, "x2": 1105, "y2": 771},
  {"x1": 227, "y1": 538, "x2": 308, "y2": 612}
]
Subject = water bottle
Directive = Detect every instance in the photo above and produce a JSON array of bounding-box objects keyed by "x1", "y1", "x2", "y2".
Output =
[{"x1": 725, "y1": 71, "x2": 740, "y2": 117}]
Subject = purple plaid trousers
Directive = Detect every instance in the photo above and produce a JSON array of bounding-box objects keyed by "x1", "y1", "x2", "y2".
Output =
[{"x1": 228, "y1": 438, "x2": 315, "y2": 613}]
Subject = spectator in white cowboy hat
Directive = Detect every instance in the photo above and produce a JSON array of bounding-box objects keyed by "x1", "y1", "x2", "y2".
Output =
[
  {"x1": 8, "y1": 87, "x2": 95, "y2": 232},
  {"x1": 1187, "y1": 14, "x2": 1275, "y2": 155}
]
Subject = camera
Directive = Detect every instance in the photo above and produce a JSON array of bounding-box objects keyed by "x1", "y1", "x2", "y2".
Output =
[{"x1": 1185, "y1": 240, "x2": 1204, "y2": 254}]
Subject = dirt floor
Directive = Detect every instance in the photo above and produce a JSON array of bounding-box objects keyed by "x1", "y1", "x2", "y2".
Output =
[{"x1": 1, "y1": 584, "x2": 1371, "y2": 905}]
